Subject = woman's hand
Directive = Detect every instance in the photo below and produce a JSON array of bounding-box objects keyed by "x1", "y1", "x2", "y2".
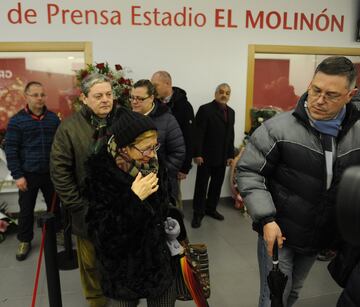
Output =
[{"x1": 131, "y1": 172, "x2": 159, "y2": 201}]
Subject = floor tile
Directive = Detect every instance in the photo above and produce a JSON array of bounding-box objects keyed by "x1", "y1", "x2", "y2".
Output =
[{"x1": 0, "y1": 199, "x2": 342, "y2": 307}]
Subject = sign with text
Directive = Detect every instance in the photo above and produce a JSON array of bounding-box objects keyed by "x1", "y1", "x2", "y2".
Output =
[{"x1": 2, "y1": 2, "x2": 346, "y2": 33}]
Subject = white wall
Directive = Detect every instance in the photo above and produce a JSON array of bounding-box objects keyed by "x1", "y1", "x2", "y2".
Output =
[{"x1": 1, "y1": 0, "x2": 359, "y2": 201}]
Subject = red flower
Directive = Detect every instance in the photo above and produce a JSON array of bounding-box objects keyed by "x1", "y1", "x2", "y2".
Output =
[
  {"x1": 118, "y1": 77, "x2": 126, "y2": 84},
  {"x1": 125, "y1": 79, "x2": 132, "y2": 86},
  {"x1": 81, "y1": 70, "x2": 89, "y2": 79},
  {"x1": 115, "y1": 64, "x2": 123, "y2": 71},
  {"x1": 96, "y1": 63, "x2": 105, "y2": 70},
  {"x1": 123, "y1": 88, "x2": 129, "y2": 95}
]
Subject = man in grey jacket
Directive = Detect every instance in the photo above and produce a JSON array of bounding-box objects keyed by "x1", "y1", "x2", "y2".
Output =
[{"x1": 237, "y1": 57, "x2": 360, "y2": 307}]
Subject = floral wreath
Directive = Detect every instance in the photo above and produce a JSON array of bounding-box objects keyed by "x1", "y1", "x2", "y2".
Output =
[{"x1": 73, "y1": 62, "x2": 133, "y2": 111}]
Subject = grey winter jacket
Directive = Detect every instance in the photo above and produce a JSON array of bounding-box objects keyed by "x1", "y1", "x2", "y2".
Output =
[{"x1": 237, "y1": 94, "x2": 360, "y2": 255}]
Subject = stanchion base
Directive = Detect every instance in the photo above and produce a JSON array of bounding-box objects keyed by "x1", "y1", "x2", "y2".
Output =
[{"x1": 57, "y1": 250, "x2": 78, "y2": 270}]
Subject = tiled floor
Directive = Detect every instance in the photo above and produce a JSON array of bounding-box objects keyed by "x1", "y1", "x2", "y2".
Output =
[{"x1": 0, "y1": 199, "x2": 341, "y2": 307}]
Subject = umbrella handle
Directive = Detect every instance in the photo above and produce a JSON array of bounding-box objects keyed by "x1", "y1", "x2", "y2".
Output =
[{"x1": 272, "y1": 241, "x2": 279, "y2": 269}]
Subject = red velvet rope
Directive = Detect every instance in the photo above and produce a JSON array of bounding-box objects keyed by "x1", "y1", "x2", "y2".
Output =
[
  {"x1": 31, "y1": 224, "x2": 46, "y2": 307},
  {"x1": 31, "y1": 192, "x2": 58, "y2": 307}
]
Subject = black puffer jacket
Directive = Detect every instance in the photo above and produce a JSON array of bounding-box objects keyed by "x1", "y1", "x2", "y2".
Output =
[
  {"x1": 337, "y1": 260, "x2": 360, "y2": 307},
  {"x1": 149, "y1": 101, "x2": 185, "y2": 202},
  {"x1": 84, "y1": 147, "x2": 174, "y2": 300},
  {"x1": 148, "y1": 101, "x2": 185, "y2": 176},
  {"x1": 237, "y1": 94, "x2": 360, "y2": 255}
]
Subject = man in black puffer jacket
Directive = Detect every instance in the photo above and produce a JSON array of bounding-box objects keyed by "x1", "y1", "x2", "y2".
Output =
[{"x1": 237, "y1": 57, "x2": 360, "y2": 307}]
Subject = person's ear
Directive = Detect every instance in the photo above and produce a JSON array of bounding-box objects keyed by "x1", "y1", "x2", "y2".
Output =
[
  {"x1": 343, "y1": 88, "x2": 358, "y2": 105},
  {"x1": 349, "y1": 87, "x2": 358, "y2": 99},
  {"x1": 80, "y1": 93, "x2": 87, "y2": 104}
]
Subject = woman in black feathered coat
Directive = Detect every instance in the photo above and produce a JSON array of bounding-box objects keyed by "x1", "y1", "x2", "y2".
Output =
[{"x1": 84, "y1": 110, "x2": 177, "y2": 306}]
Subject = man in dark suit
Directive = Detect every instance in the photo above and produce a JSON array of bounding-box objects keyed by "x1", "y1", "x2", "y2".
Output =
[{"x1": 192, "y1": 83, "x2": 235, "y2": 228}]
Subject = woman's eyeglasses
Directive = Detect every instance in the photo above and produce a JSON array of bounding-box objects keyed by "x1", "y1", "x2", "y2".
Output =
[
  {"x1": 132, "y1": 143, "x2": 160, "y2": 156},
  {"x1": 129, "y1": 95, "x2": 150, "y2": 102}
]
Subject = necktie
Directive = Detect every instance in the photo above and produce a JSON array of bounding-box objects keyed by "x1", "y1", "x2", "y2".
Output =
[{"x1": 223, "y1": 107, "x2": 228, "y2": 122}]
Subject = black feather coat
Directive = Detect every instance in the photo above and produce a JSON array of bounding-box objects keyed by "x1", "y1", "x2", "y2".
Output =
[{"x1": 84, "y1": 148, "x2": 174, "y2": 300}]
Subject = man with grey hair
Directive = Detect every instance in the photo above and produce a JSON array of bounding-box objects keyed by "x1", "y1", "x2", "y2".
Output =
[
  {"x1": 151, "y1": 71, "x2": 194, "y2": 208},
  {"x1": 191, "y1": 83, "x2": 235, "y2": 228},
  {"x1": 50, "y1": 73, "x2": 115, "y2": 307},
  {"x1": 237, "y1": 56, "x2": 360, "y2": 307}
]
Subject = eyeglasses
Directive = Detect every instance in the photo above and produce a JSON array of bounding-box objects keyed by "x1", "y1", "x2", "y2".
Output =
[
  {"x1": 129, "y1": 95, "x2": 151, "y2": 102},
  {"x1": 132, "y1": 143, "x2": 161, "y2": 156},
  {"x1": 26, "y1": 93, "x2": 47, "y2": 98},
  {"x1": 308, "y1": 86, "x2": 348, "y2": 103}
]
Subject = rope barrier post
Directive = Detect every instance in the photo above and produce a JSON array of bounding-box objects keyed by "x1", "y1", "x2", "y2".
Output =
[
  {"x1": 38, "y1": 212, "x2": 63, "y2": 307},
  {"x1": 57, "y1": 208, "x2": 78, "y2": 270}
]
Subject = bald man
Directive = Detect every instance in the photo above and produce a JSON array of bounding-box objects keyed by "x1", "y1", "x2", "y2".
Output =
[{"x1": 151, "y1": 71, "x2": 195, "y2": 208}]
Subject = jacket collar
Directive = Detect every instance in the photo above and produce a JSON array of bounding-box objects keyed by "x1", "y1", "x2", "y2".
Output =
[
  {"x1": 25, "y1": 104, "x2": 47, "y2": 121},
  {"x1": 80, "y1": 104, "x2": 115, "y2": 125},
  {"x1": 149, "y1": 100, "x2": 169, "y2": 117},
  {"x1": 292, "y1": 92, "x2": 360, "y2": 138}
]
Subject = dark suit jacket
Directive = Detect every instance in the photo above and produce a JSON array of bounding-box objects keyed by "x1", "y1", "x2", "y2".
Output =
[{"x1": 194, "y1": 100, "x2": 235, "y2": 166}]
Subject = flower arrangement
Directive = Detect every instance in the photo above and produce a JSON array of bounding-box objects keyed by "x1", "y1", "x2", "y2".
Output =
[{"x1": 73, "y1": 62, "x2": 133, "y2": 111}]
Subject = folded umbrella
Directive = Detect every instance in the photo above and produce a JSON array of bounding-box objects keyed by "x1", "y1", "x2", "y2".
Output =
[{"x1": 267, "y1": 241, "x2": 288, "y2": 307}]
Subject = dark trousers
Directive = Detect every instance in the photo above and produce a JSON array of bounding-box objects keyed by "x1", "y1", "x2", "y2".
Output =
[
  {"x1": 192, "y1": 163, "x2": 226, "y2": 216},
  {"x1": 17, "y1": 172, "x2": 61, "y2": 242}
]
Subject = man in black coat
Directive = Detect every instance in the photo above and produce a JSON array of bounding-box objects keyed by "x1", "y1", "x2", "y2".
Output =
[
  {"x1": 151, "y1": 71, "x2": 195, "y2": 208},
  {"x1": 191, "y1": 83, "x2": 235, "y2": 228}
]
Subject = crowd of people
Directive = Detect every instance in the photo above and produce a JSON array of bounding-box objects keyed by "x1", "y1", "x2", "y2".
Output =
[{"x1": 1, "y1": 56, "x2": 360, "y2": 307}]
